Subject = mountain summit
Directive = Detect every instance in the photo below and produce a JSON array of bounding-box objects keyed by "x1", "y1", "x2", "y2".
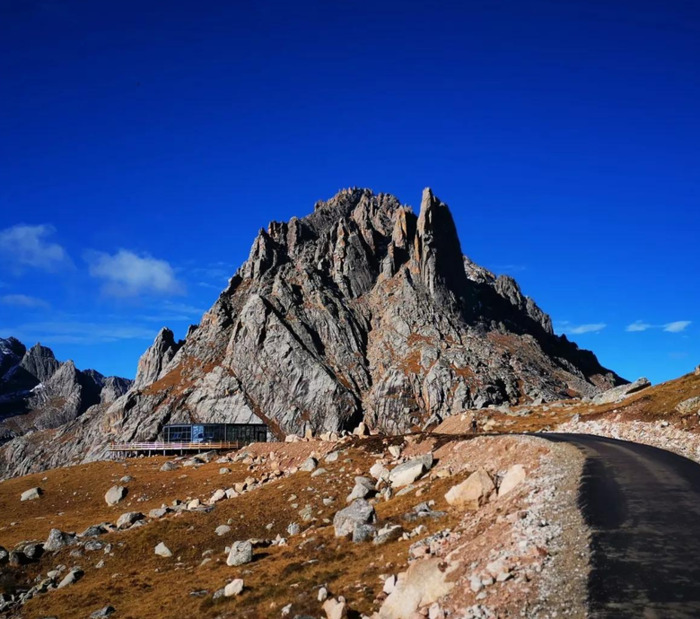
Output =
[{"x1": 0, "y1": 188, "x2": 623, "y2": 477}]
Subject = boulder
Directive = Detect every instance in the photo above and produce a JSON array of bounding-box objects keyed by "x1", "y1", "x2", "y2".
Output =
[
  {"x1": 352, "y1": 523, "x2": 376, "y2": 543},
  {"x1": 209, "y1": 489, "x2": 226, "y2": 503},
  {"x1": 154, "y1": 542, "x2": 172, "y2": 557},
  {"x1": 676, "y1": 396, "x2": 700, "y2": 415},
  {"x1": 378, "y1": 559, "x2": 457, "y2": 618},
  {"x1": 370, "y1": 461, "x2": 390, "y2": 481},
  {"x1": 346, "y1": 478, "x2": 373, "y2": 503},
  {"x1": 0, "y1": 546, "x2": 8, "y2": 565},
  {"x1": 374, "y1": 524, "x2": 403, "y2": 545},
  {"x1": 300, "y1": 457, "x2": 318, "y2": 472},
  {"x1": 224, "y1": 578, "x2": 244, "y2": 596},
  {"x1": 44, "y1": 529, "x2": 76, "y2": 552},
  {"x1": 148, "y1": 508, "x2": 168, "y2": 519},
  {"x1": 226, "y1": 541, "x2": 253, "y2": 566},
  {"x1": 160, "y1": 461, "x2": 178, "y2": 472},
  {"x1": 89, "y1": 606, "x2": 116, "y2": 618},
  {"x1": 389, "y1": 459, "x2": 427, "y2": 488},
  {"x1": 57, "y1": 567, "x2": 83, "y2": 589},
  {"x1": 116, "y1": 512, "x2": 144, "y2": 529},
  {"x1": 80, "y1": 524, "x2": 109, "y2": 537},
  {"x1": 333, "y1": 499, "x2": 377, "y2": 538},
  {"x1": 104, "y1": 485, "x2": 127, "y2": 506},
  {"x1": 388, "y1": 445, "x2": 402, "y2": 459},
  {"x1": 20, "y1": 487, "x2": 42, "y2": 501},
  {"x1": 323, "y1": 597, "x2": 348, "y2": 619},
  {"x1": 498, "y1": 464, "x2": 526, "y2": 497},
  {"x1": 592, "y1": 377, "x2": 651, "y2": 404},
  {"x1": 444, "y1": 468, "x2": 494, "y2": 509}
]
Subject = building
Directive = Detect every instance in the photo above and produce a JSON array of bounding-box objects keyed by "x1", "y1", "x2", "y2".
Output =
[{"x1": 162, "y1": 423, "x2": 268, "y2": 445}]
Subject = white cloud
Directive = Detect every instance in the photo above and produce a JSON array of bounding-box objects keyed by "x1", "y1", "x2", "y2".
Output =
[
  {"x1": 0, "y1": 294, "x2": 49, "y2": 309},
  {"x1": 626, "y1": 320, "x2": 652, "y2": 332},
  {"x1": 664, "y1": 320, "x2": 691, "y2": 333},
  {"x1": 0, "y1": 224, "x2": 71, "y2": 272},
  {"x1": 567, "y1": 323, "x2": 607, "y2": 334},
  {"x1": 86, "y1": 249, "x2": 184, "y2": 297}
]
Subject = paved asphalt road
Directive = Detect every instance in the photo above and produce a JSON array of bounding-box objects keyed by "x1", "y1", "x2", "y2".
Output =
[{"x1": 544, "y1": 433, "x2": 700, "y2": 618}]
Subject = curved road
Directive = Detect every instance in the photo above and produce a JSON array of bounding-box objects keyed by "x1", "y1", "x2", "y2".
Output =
[{"x1": 544, "y1": 433, "x2": 700, "y2": 618}]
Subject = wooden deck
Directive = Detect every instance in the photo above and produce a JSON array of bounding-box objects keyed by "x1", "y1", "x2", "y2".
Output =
[{"x1": 107, "y1": 441, "x2": 241, "y2": 456}]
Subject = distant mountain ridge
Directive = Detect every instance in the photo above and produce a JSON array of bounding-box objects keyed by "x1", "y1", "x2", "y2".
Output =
[
  {"x1": 0, "y1": 337, "x2": 131, "y2": 443},
  {"x1": 0, "y1": 188, "x2": 624, "y2": 479}
]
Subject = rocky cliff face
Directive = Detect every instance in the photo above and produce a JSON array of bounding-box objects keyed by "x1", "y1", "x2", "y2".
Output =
[
  {"x1": 0, "y1": 339, "x2": 131, "y2": 445},
  {"x1": 0, "y1": 188, "x2": 624, "y2": 478}
]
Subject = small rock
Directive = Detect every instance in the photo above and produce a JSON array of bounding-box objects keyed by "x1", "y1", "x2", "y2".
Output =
[
  {"x1": 219, "y1": 467, "x2": 231, "y2": 474},
  {"x1": 318, "y1": 586, "x2": 329, "y2": 602},
  {"x1": 21, "y1": 487, "x2": 42, "y2": 501},
  {"x1": 160, "y1": 461, "x2": 178, "y2": 472},
  {"x1": 155, "y1": 542, "x2": 172, "y2": 557},
  {"x1": 388, "y1": 445, "x2": 402, "y2": 459},
  {"x1": 215, "y1": 525, "x2": 232, "y2": 536},
  {"x1": 224, "y1": 578, "x2": 244, "y2": 596},
  {"x1": 57, "y1": 567, "x2": 83, "y2": 589},
  {"x1": 119, "y1": 476, "x2": 133, "y2": 483},
  {"x1": 89, "y1": 606, "x2": 116, "y2": 618}
]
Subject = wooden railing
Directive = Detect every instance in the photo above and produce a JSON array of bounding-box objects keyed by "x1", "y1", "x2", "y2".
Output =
[{"x1": 107, "y1": 441, "x2": 241, "y2": 452}]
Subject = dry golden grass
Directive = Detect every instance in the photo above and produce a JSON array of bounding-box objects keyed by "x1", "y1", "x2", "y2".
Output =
[{"x1": 1, "y1": 438, "x2": 464, "y2": 619}]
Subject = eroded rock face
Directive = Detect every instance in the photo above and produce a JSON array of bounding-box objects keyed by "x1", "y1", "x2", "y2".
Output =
[{"x1": 0, "y1": 188, "x2": 625, "y2": 479}]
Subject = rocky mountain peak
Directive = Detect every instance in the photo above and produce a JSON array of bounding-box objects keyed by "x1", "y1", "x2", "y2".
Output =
[
  {"x1": 133, "y1": 327, "x2": 183, "y2": 390},
  {"x1": 98, "y1": 188, "x2": 624, "y2": 440},
  {"x1": 19, "y1": 343, "x2": 60, "y2": 384}
]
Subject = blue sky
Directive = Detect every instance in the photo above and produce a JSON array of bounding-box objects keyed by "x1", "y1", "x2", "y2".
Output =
[{"x1": 0, "y1": 0, "x2": 697, "y2": 383}]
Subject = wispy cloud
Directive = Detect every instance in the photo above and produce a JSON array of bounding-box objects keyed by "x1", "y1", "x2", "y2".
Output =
[
  {"x1": 0, "y1": 294, "x2": 50, "y2": 309},
  {"x1": 626, "y1": 320, "x2": 692, "y2": 334},
  {"x1": 490, "y1": 264, "x2": 527, "y2": 274},
  {"x1": 626, "y1": 320, "x2": 652, "y2": 332},
  {"x1": 86, "y1": 249, "x2": 184, "y2": 298},
  {"x1": 1, "y1": 320, "x2": 157, "y2": 345},
  {"x1": 664, "y1": 320, "x2": 691, "y2": 333},
  {"x1": 567, "y1": 323, "x2": 607, "y2": 334},
  {"x1": 0, "y1": 224, "x2": 72, "y2": 272},
  {"x1": 556, "y1": 321, "x2": 607, "y2": 335}
]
